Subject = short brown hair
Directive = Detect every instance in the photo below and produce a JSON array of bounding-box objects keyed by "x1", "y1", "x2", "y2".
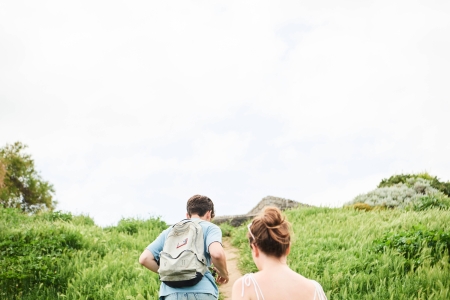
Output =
[
  {"x1": 186, "y1": 195, "x2": 215, "y2": 218},
  {"x1": 247, "y1": 206, "x2": 291, "y2": 257}
]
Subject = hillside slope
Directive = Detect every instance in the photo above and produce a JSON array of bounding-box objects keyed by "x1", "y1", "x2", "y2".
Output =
[
  {"x1": 230, "y1": 207, "x2": 450, "y2": 300},
  {"x1": 0, "y1": 208, "x2": 167, "y2": 299}
]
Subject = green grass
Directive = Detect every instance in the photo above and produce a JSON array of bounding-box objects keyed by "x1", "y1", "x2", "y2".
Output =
[
  {"x1": 2, "y1": 206, "x2": 449, "y2": 299},
  {"x1": 231, "y1": 207, "x2": 450, "y2": 299},
  {"x1": 0, "y1": 208, "x2": 166, "y2": 299}
]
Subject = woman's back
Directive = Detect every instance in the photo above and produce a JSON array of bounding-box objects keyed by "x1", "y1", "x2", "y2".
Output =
[
  {"x1": 232, "y1": 207, "x2": 327, "y2": 300},
  {"x1": 238, "y1": 267, "x2": 326, "y2": 300}
]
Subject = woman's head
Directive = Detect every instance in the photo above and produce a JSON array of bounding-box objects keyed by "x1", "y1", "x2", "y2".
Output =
[{"x1": 247, "y1": 206, "x2": 291, "y2": 258}]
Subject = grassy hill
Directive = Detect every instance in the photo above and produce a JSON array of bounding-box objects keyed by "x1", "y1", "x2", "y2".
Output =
[
  {"x1": 0, "y1": 208, "x2": 166, "y2": 299},
  {"x1": 228, "y1": 206, "x2": 450, "y2": 299},
  {"x1": 1, "y1": 202, "x2": 449, "y2": 299}
]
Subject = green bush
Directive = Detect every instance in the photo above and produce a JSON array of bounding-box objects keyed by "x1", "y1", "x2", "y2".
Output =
[
  {"x1": 0, "y1": 206, "x2": 28, "y2": 226},
  {"x1": 346, "y1": 174, "x2": 450, "y2": 210},
  {"x1": 347, "y1": 183, "x2": 425, "y2": 208},
  {"x1": 0, "y1": 226, "x2": 83, "y2": 296},
  {"x1": 71, "y1": 214, "x2": 96, "y2": 226},
  {"x1": 106, "y1": 217, "x2": 167, "y2": 236},
  {"x1": 219, "y1": 222, "x2": 234, "y2": 237},
  {"x1": 0, "y1": 206, "x2": 167, "y2": 299},
  {"x1": 373, "y1": 226, "x2": 450, "y2": 271},
  {"x1": 411, "y1": 195, "x2": 450, "y2": 211},
  {"x1": 116, "y1": 218, "x2": 140, "y2": 235},
  {"x1": 379, "y1": 173, "x2": 450, "y2": 197},
  {"x1": 38, "y1": 210, "x2": 73, "y2": 222}
]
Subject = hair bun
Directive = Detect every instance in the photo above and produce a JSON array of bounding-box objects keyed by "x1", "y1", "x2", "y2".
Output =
[
  {"x1": 261, "y1": 206, "x2": 285, "y2": 228},
  {"x1": 249, "y1": 206, "x2": 291, "y2": 257}
]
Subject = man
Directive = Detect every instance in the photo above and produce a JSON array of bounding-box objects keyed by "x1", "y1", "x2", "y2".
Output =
[{"x1": 139, "y1": 195, "x2": 229, "y2": 300}]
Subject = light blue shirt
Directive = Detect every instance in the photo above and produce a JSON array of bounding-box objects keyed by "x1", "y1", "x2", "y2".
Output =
[{"x1": 147, "y1": 218, "x2": 222, "y2": 298}]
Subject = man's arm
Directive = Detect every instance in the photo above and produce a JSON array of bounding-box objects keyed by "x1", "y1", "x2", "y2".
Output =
[
  {"x1": 139, "y1": 249, "x2": 159, "y2": 273},
  {"x1": 209, "y1": 241, "x2": 229, "y2": 284}
]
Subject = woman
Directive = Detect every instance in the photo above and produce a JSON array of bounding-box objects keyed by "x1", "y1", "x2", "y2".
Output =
[{"x1": 231, "y1": 207, "x2": 327, "y2": 300}]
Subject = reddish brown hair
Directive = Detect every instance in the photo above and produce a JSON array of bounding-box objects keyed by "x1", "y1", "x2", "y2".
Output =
[
  {"x1": 247, "y1": 206, "x2": 291, "y2": 257},
  {"x1": 186, "y1": 195, "x2": 215, "y2": 218}
]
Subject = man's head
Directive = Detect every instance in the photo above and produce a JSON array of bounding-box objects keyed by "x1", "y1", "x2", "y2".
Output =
[{"x1": 186, "y1": 194, "x2": 215, "y2": 220}]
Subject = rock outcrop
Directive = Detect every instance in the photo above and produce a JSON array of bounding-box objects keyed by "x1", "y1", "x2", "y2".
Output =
[{"x1": 213, "y1": 195, "x2": 310, "y2": 227}]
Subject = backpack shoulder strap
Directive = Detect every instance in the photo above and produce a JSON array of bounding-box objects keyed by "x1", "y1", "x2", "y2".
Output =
[
  {"x1": 173, "y1": 219, "x2": 194, "y2": 225},
  {"x1": 171, "y1": 218, "x2": 203, "y2": 230}
]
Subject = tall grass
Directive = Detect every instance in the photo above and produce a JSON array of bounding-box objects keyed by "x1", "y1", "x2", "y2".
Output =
[
  {"x1": 2, "y1": 206, "x2": 449, "y2": 299},
  {"x1": 231, "y1": 207, "x2": 450, "y2": 300},
  {"x1": 0, "y1": 208, "x2": 167, "y2": 299}
]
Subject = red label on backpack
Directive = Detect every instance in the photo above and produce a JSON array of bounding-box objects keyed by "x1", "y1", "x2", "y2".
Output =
[{"x1": 176, "y1": 238, "x2": 188, "y2": 248}]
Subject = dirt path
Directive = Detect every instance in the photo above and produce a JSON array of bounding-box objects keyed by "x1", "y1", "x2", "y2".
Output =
[{"x1": 219, "y1": 238, "x2": 242, "y2": 299}]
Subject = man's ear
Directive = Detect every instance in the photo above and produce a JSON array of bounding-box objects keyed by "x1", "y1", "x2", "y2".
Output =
[
  {"x1": 186, "y1": 213, "x2": 190, "y2": 219},
  {"x1": 205, "y1": 210, "x2": 211, "y2": 220}
]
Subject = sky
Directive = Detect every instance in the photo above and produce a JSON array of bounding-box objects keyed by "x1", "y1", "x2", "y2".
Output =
[{"x1": 1, "y1": 0, "x2": 449, "y2": 226}]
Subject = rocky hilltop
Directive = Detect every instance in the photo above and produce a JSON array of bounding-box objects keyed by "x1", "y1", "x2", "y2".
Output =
[{"x1": 213, "y1": 195, "x2": 310, "y2": 226}]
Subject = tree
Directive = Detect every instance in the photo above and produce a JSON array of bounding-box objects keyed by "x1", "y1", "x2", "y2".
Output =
[
  {"x1": 0, "y1": 159, "x2": 5, "y2": 189},
  {"x1": 0, "y1": 142, "x2": 56, "y2": 213}
]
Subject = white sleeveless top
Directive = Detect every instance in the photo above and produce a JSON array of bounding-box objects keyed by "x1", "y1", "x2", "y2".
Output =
[{"x1": 241, "y1": 273, "x2": 327, "y2": 300}]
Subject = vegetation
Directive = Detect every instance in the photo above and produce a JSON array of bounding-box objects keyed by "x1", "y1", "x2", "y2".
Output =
[
  {"x1": 345, "y1": 173, "x2": 450, "y2": 210},
  {"x1": 2, "y1": 204, "x2": 449, "y2": 299},
  {"x1": 2, "y1": 165, "x2": 449, "y2": 299},
  {"x1": 218, "y1": 222, "x2": 234, "y2": 237},
  {"x1": 410, "y1": 194, "x2": 450, "y2": 211},
  {"x1": 373, "y1": 225, "x2": 450, "y2": 272},
  {"x1": 0, "y1": 207, "x2": 167, "y2": 299},
  {"x1": 231, "y1": 207, "x2": 450, "y2": 299},
  {"x1": 0, "y1": 142, "x2": 56, "y2": 213},
  {"x1": 378, "y1": 173, "x2": 450, "y2": 196}
]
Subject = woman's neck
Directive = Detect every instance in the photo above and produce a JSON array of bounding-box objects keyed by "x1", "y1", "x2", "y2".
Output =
[{"x1": 257, "y1": 252, "x2": 289, "y2": 271}]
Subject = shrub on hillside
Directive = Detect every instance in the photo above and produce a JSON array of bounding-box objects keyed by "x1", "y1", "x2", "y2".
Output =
[
  {"x1": 411, "y1": 195, "x2": 450, "y2": 211},
  {"x1": 349, "y1": 203, "x2": 373, "y2": 211},
  {"x1": 373, "y1": 226, "x2": 450, "y2": 271},
  {"x1": 346, "y1": 176, "x2": 450, "y2": 210},
  {"x1": 0, "y1": 206, "x2": 28, "y2": 226},
  {"x1": 39, "y1": 210, "x2": 73, "y2": 222},
  {"x1": 0, "y1": 226, "x2": 83, "y2": 296},
  {"x1": 348, "y1": 182, "x2": 422, "y2": 208},
  {"x1": 0, "y1": 206, "x2": 167, "y2": 299},
  {"x1": 116, "y1": 218, "x2": 139, "y2": 235},
  {"x1": 379, "y1": 173, "x2": 450, "y2": 197},
  {"x1": 219, "y1": 222, "x2": 234, "y2": 237},
  {"x1": 71, "y1": 214, "x2": 96, "y2": 226},
  {"x1": 0, "y1": 207, "x2": 107, "y2": 299},
  {"x1": 106, "y1": 217, "x2": 168, "y2": 236}
]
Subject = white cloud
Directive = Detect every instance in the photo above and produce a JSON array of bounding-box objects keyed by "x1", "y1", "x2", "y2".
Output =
[{"x1": 1, "y1": 0, "x2": 449, "y2": 226}]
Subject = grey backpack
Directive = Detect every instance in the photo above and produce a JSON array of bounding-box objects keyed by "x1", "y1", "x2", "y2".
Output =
[{"x1": 158, "y1": 219, "x2": 208, "y2": 287}]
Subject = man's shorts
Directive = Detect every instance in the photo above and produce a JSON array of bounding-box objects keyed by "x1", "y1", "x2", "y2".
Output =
[{"x1": 162, "y1": 293, "x2": 217, "y2": 300}]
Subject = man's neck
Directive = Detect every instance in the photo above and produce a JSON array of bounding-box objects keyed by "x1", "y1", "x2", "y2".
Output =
[{"x1": 189, "y1": 214, "x2": 210, "y2": 221}]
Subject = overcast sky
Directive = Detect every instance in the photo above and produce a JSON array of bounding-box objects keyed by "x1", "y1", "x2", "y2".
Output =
[{"x1": 1, "y1": 0, "x2": 449, "y2": 226}]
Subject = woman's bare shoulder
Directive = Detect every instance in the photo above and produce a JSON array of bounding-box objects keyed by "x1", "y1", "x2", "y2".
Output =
[
  {"x1": 231, "y1": 276, "x2": 242, "y2": 300},
  {"x1": 231, "y1": 273, "x2": 255, "y2": 300},
  {"x1": 232, "y1": 275, "x2": 243, "y2": 289}
]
